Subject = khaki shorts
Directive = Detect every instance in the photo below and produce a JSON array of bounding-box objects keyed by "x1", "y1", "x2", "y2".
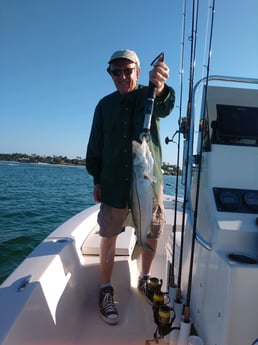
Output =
[{"x1": 98, "y1": 186, "x2": 165, "y2": 238}]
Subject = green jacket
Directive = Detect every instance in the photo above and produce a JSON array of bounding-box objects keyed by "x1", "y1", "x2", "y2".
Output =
[{"x1": 86, "y1": 84, "x2": 175, "y2": 208}]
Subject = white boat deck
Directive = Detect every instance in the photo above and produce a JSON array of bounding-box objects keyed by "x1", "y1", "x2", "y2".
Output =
[
  {"x1": 0, "y1": 195, "x2": 181, "y2": 345},
  {"x1": 73, "y1": 202, "x2": 176, "y2": 345}
]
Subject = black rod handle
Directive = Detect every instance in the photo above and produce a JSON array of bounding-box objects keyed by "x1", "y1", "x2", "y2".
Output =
[{"x1": 142, "y1": 52, "x2": 165, "y2": 137}]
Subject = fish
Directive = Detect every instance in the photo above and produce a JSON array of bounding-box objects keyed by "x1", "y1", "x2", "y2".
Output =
[{"x1": 130, "y1": 137, "x2": 156, "y2": 260}]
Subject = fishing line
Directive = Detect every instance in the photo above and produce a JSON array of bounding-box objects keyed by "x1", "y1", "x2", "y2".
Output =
[
  {"x1": 176, "y1": 0, "x2": 199, "y2": 304},
  {"x1": 184, "y1": 0, "x2": 216, "y2": 320}
]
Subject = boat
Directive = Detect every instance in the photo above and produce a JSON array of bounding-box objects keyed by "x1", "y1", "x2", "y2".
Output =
[
  {"x1": 1, "y1": 75, "x2": 258, "y2": 345},
  {"x1": 1, "y1": 4, "x2": 258, "y2": 345}
]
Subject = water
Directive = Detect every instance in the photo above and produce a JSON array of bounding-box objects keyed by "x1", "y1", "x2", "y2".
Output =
[{"x1": 0, "y1": 161, "x2": 183, "y2": 284}]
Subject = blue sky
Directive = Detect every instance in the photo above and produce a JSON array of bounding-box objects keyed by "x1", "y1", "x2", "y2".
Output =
[{"x1": 0, "y1": 0, "x2": 257, "y2": 164}]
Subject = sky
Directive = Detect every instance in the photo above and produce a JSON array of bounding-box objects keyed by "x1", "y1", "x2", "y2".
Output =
[{"x1": 0, "y1": 0, "x2": 257, "y2": 164}]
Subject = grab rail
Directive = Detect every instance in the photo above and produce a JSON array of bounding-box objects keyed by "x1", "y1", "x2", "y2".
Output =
[
  {"x1": 195, "y1": 232, "x2": 212, "y2": 251},
  {"x1": 187, "y1": 209, "x2": 212, "y2": 251},
  {"x1": 188, "y1": 75, "x2": 258, "y2": 252}
]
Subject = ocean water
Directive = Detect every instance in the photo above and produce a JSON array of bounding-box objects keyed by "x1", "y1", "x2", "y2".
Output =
[{"x1": 0, "y1": 161, "x2": 183, "y2": 284}]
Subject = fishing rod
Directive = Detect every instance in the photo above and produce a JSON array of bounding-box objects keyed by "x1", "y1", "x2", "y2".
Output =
[
  {"x1": 175, "y1": 0, "x2": 200, "y2": 309},
  {"x1": 165, "y1": 0, "x2": 187, "y2": 290},
  {"x1": 140, "y1": 52, "x2": 164, "y2": 142},
  {"x1": 184, "y1": 0, "x2": 216, "y2": 322}
]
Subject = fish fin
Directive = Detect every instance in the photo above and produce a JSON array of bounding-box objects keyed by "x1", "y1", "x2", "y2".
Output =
[
  {"x1": 144, "y1": 173, "x2": 157, "y2": 184},
  {"x1": 131, "y1": 242, "x2": 154, "y2": 260},
  {"x1": 131, "y1": 243, "x2": 143, "y2": 260},
  {"x1": 144, "y1": 242, "x2": 154, "y2": 252},
  {"x1": 123, "y1": 211, "x2": 135, "y2": 228}
]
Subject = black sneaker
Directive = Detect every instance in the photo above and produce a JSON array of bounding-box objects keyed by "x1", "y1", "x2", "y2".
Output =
[{"x1": 99, "y1": 286, "x2": 119, "y2": 325}]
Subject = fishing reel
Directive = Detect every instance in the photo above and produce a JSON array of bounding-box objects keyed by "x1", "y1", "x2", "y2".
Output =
[
  {"x1": 165, "y1": 117, "x2": 189, "y2": 145},
  {"x1": 180, "y1": 117, "x2": 189, "y2": 139},
  {"x1": 145, "y1": 277, "x2": 163, "y2": 302},
  {"x1": 152, "y1": 291, "x2": 175, "y2": 339},
  {"x1": 144, "y1": 277, "x2": 176, "y2": 340}
]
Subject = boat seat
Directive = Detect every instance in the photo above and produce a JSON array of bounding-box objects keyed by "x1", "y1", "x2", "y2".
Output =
[{"x1": 81, "y1": 225, "x2": 136, "y2": 256}]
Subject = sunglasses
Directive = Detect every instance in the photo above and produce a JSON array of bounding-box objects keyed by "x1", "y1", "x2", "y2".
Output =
[{"x1": 109, "y1": 67, "x2": 136, "y2": 77}]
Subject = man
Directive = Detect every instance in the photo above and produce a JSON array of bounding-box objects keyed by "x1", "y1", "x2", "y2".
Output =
[{"x1": 86, "y1": 50, "x2": 175, "y2": 325}]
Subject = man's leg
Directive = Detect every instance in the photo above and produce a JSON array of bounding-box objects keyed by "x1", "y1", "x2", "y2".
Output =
[
  {"x1": 141, "y1": 238, "x2": 158, "y2": 276},
  {"x1": 100, "y1": 235, "x2": 117, "y2": 284},
  {"x1": 97, "y1": 203, "x2": 128, "y2": 325}
]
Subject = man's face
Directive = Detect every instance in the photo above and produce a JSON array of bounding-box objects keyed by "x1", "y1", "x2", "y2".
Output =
[{"x1": 109, "y1": 59, "x2": 140, "y2": 95}]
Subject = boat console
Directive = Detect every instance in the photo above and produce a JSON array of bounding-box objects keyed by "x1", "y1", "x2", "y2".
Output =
[{"x1": 174, "y1": 76, "x2": 258, "y2": 345}]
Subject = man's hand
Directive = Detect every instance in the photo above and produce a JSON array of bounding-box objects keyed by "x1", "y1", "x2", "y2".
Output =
[
  {"x1": 93, "y1": 184, "x2": 101, "y2": 203},
  {"x1": 149, "y1": 61, "x2": 170, "y2": 96}
]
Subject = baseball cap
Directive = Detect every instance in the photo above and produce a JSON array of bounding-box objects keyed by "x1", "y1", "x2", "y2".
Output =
[{"x1": 108, "y1": 50, "x2": 140, "y2": 67}]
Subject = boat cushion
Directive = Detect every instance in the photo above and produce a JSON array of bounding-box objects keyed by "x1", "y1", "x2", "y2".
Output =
[{"x1": 81, "y1": 225, "x2": 136, "y2": 256}]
